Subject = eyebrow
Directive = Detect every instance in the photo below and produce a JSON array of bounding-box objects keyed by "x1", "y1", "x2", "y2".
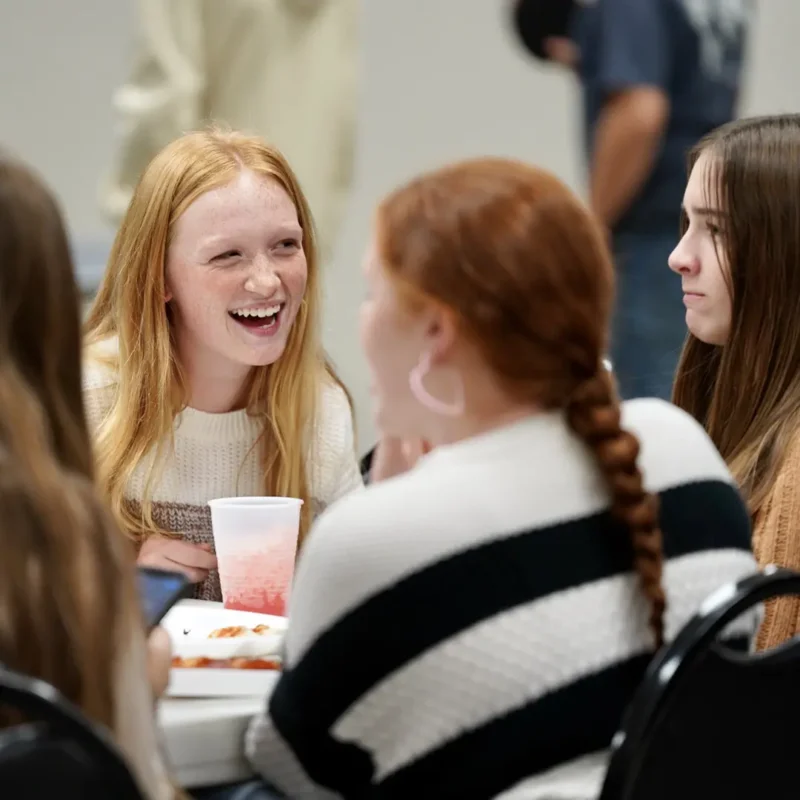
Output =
[
  {"x1": 271, "y1": 224, "x2": 304, "y2": 239},
  {"x1": 682, "y1": 205, "x2": 727, "y2": 218},
  {"x1": 198, "y1": 224, "x2": 303, "y2": 252}
]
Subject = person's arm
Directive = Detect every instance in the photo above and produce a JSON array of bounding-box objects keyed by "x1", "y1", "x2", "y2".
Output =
[
  {"x1": 590, "y1": 88, "x2": 669, "y2": 228},
  {"x1": 369, "y1": 437, "x2": 430, "y2": 483},
  {"x1": 753, "y1": 449, "x2": 800, "y2": 650},
  {"x1": 245, "y1": 500, "x2": 366, "y2": 798},
  {"x1": 589, "y1": 0, "x2": 672, "y2": 230},
  {"x1": 101, "y1": 0, "x2": 205, "y2": 222}
]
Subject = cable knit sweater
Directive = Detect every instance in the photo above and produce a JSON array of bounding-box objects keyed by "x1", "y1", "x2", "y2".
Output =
[
  {"x1": 83, "y1": 342, "x2": 362, "y2": 601},
  {"x1": 752, "y1": 431, "x2": 800, "y2": 650},
  {"x1": 246, "y1": 400, "x2": 757, "y2": 799}
]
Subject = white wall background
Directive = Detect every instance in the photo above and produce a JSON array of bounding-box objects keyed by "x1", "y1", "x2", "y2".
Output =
[{"x1": 0, "y1": 0, "x2": 797, "y2": 450}]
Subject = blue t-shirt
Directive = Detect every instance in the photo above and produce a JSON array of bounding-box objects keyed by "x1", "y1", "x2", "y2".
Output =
[{"x1": 571, "y1": 0, "x2": 751, "y2": 235}]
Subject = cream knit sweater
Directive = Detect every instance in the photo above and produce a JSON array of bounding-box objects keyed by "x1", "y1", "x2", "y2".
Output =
[{"x1": 83, "y1": 344, "x2": 362, "y2": 601}]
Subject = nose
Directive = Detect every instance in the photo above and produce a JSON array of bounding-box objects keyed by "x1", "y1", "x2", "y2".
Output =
[
  {"x1": 668, "y1": 235, "x2": 700, "y2": 276},
  {"x1": 243, "y1": 254, "x2": 281, "y2": 295}
]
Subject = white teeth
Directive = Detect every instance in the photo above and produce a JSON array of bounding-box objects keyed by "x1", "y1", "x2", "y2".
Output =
[{"x1": 230, "y1": 304, "x2": 281, "y2": 319}]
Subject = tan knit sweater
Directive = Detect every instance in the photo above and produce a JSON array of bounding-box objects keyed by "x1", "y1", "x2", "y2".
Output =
[
  {"x1": 752, "y1": 432, "x2": 800, "y2": 650},
  {"x1": 83, "y1": 341, "x2": 363, "y2": 601}
]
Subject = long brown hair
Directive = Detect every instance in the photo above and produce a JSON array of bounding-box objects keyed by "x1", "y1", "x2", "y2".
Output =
[
  {"x1": 376, "y1": 157, "x2": 666, "y2": 647},
  {"x1": 0, "y1": 155, "x2": 139, "y2": 731},
  {"x1": 0, "y1": 157, "x2": 93, "y2": 478},
  {"x1": 672, "y1": 114, "x2": 800, "y2": 517},
  {"x1": 85, "y1": 128, "x2": 349, "y2": 545}
]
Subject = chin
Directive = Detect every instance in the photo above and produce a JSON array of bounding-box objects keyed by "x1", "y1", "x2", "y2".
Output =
[
  {"x1": 687, "y1": 320, "x2": 726, "y2": 347},
  {"x1": 234, "y1": 338, "x2": 289, "y2": 368}
]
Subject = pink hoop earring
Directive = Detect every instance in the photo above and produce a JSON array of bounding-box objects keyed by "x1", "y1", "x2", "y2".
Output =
[{"x1": 408, "y1": 351, "x2": 465, "y2": 417}]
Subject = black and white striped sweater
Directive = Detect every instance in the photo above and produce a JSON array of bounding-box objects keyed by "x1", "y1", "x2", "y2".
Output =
[{"x1": 246, "y1": 399, "x2": 757, "y2": 799}]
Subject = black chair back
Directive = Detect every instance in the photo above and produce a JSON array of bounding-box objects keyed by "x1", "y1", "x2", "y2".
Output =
[
  {"x1": 0, "y1": 665, "x2": 144, "y2": 799},
  {"x1": 360, "y1": 446, "x2": 375, "y2": 483},
  {"x1": 600, "y1": 567, "x2": 800, "y2": 800}
]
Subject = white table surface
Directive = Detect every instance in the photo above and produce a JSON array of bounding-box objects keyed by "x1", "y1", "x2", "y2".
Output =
[
  {"x1": 158, "y1": 599, "x2": 282, "y2": 789},
  {"x1": 159, "y1": 684, "x2": 277, "y2": 789}
]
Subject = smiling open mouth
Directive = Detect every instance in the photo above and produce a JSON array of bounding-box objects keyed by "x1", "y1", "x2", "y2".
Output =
[{"x1": 228, "y1": 304, "x2": 284, "y2": 331}]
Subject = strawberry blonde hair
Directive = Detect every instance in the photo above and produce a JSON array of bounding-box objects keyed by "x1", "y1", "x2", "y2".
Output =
[
  {"x1": 85, "y1": 129, "x2": 348, "y2": 546},
  {"x1": 376, "y1": 158, "x2": 666, "y2": 647}
]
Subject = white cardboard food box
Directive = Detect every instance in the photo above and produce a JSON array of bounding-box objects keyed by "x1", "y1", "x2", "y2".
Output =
[{"x1": 162, "y1": 599, "x2": 287, "y2": 697}]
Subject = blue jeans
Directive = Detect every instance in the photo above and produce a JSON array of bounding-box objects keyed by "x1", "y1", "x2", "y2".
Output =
[
  {"x1": 610, "y1": 230, "x2": 686, "y2": 401},
  {"x1": 193, "y1": 780, "x2": 284, "y2": 800}
]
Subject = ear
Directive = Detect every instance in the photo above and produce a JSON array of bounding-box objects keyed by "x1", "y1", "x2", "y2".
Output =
[
  {"x1": 422, "y1": 304, "x2": 458, "y2": 365},
  {"x1": 544, "y1": 36, "x2": 580, "y2": 67},
  {"x1": 164, "y1": 257, "x2": 174, "y2": 303}
]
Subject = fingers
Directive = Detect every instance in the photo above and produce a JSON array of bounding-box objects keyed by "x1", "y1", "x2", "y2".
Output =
[
  {"x1": 138, "y1": 550, "x2": 208, "y2": 584},
  {"x1": 163, "y1": 540, "x2": 218, "y2": 570},
  {"x1": 138, "y1": 537, "x2": 217, "y2": 583},
  {"x1": 165, "y1": 562, "x2": 209, "y2": 585},
  {"x1": 146, "y1": 626, "x2": 173, "y2": 699},
  {"x1": 371, "y1": 437, "x2": 413, "y2": 482}
]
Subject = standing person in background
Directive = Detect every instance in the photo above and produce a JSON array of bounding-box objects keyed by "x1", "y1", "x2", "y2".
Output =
[
  {"x1": 513, "y1": 0, "x2": 751, "y2": 399},
  {"x1": 102, "y1": 0, "x2": 358, "y2": 264}
]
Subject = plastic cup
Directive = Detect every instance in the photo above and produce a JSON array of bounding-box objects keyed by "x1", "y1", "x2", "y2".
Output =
[{"x1": 208, "y1": 497, "x2": 303, "y2": 617}]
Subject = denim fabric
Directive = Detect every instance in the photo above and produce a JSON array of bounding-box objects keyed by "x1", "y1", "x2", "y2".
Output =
[
  {"x1": 192, "y1": 779, "x2": 284, "y2": 800},
  {"x1": 610, "y1": 230, "x2": 686, "y2": 401}
]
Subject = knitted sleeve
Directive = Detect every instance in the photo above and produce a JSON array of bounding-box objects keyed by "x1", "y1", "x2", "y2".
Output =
[
  {"x1": 82, "y1": 350, "x2": 119, "y2": 438},
  {"x1": 753, "y1": 437, "x2": 800, "y2": 650}
]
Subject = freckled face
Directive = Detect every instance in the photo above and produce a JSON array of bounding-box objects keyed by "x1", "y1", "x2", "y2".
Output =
[{"x1": 166, "y1": 170, "x2": 308, "y2": 381}]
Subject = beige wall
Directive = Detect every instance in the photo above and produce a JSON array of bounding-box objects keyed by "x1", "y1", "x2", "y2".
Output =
[{"x1": 0, "y1": 0, "x2": 797, "y2": 448}]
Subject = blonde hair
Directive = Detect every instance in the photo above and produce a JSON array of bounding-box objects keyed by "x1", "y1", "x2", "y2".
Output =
[{"x1": 85, "y1": 129, "x2": 346, "y2": 545}]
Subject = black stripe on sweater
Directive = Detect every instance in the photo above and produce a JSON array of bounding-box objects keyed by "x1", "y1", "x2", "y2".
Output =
[
  {"x1": 270, "y1": 479, "x2": 750, "y2": 793},
  {"x1": 379, "y1": 633, "x2": 752, "y2": 799}
]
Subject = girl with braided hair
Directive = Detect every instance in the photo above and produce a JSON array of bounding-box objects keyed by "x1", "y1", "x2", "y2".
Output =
[{"x1": 245, "y1": 158, "x2": 758, "y2": 800}]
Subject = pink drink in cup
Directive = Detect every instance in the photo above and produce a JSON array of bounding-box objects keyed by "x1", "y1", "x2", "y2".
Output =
[{"x1": 208, "y1": 497, "x2": 303, "y2": 617}]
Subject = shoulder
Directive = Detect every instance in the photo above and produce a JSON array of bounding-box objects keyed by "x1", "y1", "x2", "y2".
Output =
[
  {"x1": 287, "y1": 471, "x2": 432, "y2": 653},
  {"x1": 623, "y1": 398, "x2": 752, "y2": 555},
  {"x1": 82, "y1": 338, "x2": 120, "y2": 432},
  {"x1": 300, "y1": 461, "x2": 447, "y2": 596},
  {"x1": 621, "y1": 398, "x2": 733, "y2": 491},
  {"x1": 755, "y1": 426, "x2": 800, "y2": 522},
  {"x1": 778, "y1": 426, "x2": 800, "y2": 475},
  {"x1": 82, "y1": 337, "x2": 120, "y2": 392},
  {"x1": 307, "y1": 373, "x2": 361, "y2": 506},
  {"x1": 312, "y1": 374, "x2": 355, "y2": 453},
  {"x1": 318, "y1": 375, "x2": 353, "y2": 423}
]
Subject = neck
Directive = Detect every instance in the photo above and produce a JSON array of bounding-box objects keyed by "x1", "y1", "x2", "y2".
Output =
[
  {"x1": 187, "y1": 377, "x2": 249, "y2": 413},
  {"x1": 425, "y1": 403, "x2": 541, "y2": 449},
  {"x1": 176, "y1": 340, "x2": 252, "y2": 414}
]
